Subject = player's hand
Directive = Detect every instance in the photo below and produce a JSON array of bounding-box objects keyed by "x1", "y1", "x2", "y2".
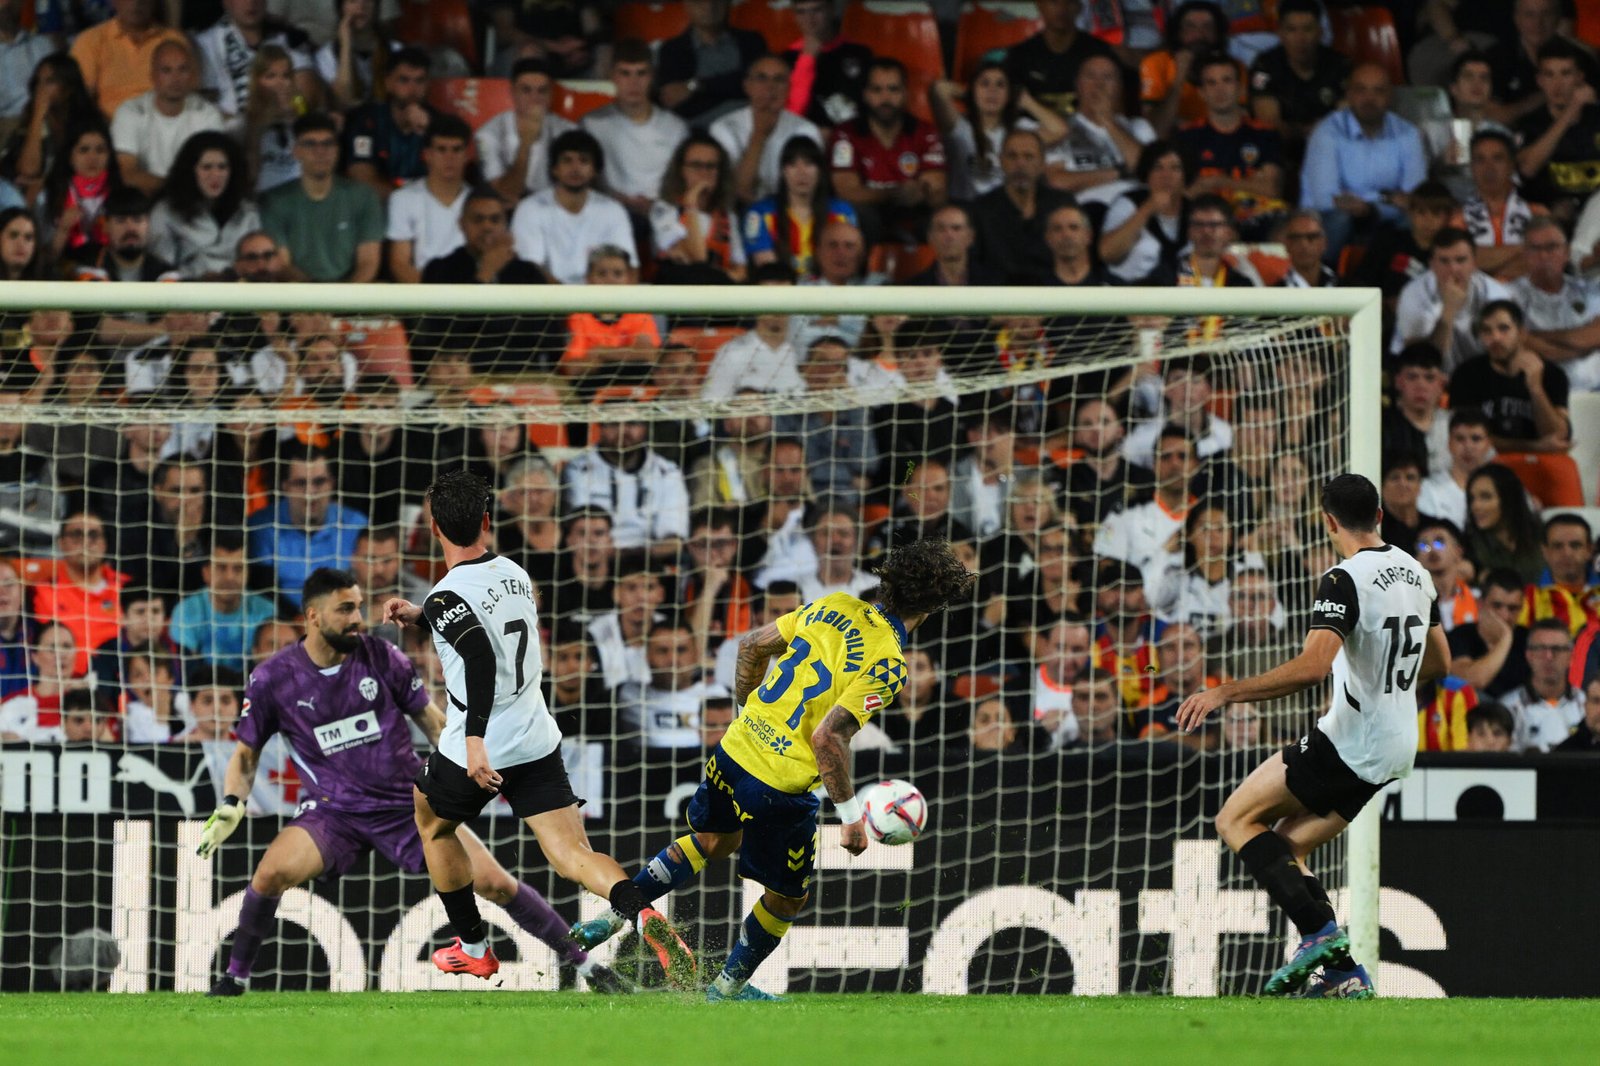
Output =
[
  {"x1": 465, "y1": 737, "x2": 502, "y2": 793},
  {"x1": 196, "y1": 797, "x2": 245, "y2": 858},
  {"x1": 839, "y1": 819, "x2": 868, "y2": 856},
  {"x1": 385, "y1": 598, "x2": 423, "y2": 627},
  {"x1": 1176, "y1": 687, "x2": 1229, "y2": 733}
]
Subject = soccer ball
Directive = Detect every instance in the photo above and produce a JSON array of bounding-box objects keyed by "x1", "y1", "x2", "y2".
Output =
[{"x1": 860, "y1": 778, "x2": 928, "y2": 845}]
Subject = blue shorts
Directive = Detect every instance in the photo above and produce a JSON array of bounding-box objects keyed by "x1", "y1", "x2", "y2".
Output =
[{"x1": 685, "y1": 746, "x2": 820, "y2": 899}]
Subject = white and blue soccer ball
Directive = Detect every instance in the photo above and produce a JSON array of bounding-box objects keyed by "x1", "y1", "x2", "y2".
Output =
[{"x1": 860, "y1": 778, "x2": 928, "y2": 845}]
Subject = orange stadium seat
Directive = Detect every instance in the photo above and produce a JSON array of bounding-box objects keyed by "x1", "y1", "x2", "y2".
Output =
[
  {"x1": 469, "y1": 383, "x2": 570, "y2": 449},
  {"x1": 396, "y1": 0, "x2": 479, "y2": 71},
  {"x1": 552, "y1": 80, "x2": 618, "y2": 121},
  {"x1": 668, "y1": 324, "x2": 746, "y2": 365},
  {"x1": 1578, "y1": 5, "x2": 1600, "y2": 49},
  {"x1": 953, "y1": 1, "x2": 1043, "y2": 82},
  {"x1": 614, "y1": 1, "x2": 690, "y2": 44},
  {"x1": 840, "y1": 0, "x2": 944, "y2": 122},
  {"x1": 868, "y1": 241, "x2": 936, "y2": 282},
  {"x1": 346, "y1": 319, "x2": 413, "y2": 386},
  {"x1": 730, "y1": 0, "x2": 802, "y2": 53},
  {"x1": 427, "y1": 78, "x2": 512, "y2": 132},
  {"x1": 1327, "y1": 6, "x2": 1404, "y2": 86},
  {"x1": 1495, "y1": 453, "x2": 1587, "y2": 509}
]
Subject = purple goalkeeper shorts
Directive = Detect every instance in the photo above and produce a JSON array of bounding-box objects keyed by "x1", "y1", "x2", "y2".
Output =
[{"x1": 289, "y1": 802, "x2": 426, "y2": 879}]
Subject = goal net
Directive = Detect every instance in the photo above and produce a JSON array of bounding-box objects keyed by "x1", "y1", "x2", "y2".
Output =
[{"x1": 0, "y1": 282, "x2": 1378, "y2": 995}]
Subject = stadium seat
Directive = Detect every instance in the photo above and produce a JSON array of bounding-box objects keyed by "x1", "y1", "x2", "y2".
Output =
[
  {"x1": 951, "y1": 673, "x2": 1002, "y2": 700},
  {"x1": 730, "y1": 0, "x2": 801, "y2": 53},
  {"x1": 867, "y1": 241, "x2": 936, "y2": 282},
  {"x1": 839, "y1": 1, "x2": 944, "y2": 122},
  {"x1": 1233, "y1": 242, "x2": 1290, "y2": 287},
  {"x1": 1569, "y1": 391, "x2": 1600, "y2": 504},
  {"x1": 469, "y1": 383, "x2": 570, "y2": 449},
  {"x1": 427, "y1": 78, "x2": 512, "y2": 132},
  {"x1": 1495, "y1": 452, "x2": 1586, "y2": 509},
  {"x1": 1578, "y1": 5, "x2": 1600, "y2": 49},
  {"x1": 614, "y1": 1, "x2": 690, "y2": 44},
  {"x1": 1327, "y1": 6, "x2": 1404, "y2": 86},
  {"x1": 552, "y1": 80, "x2": 617, "y2": 121},
  {"x1": 1336, "y1": 242, "x2": 1366, "y2": 278},
  {"x1": 668, "y1": 324, "x2": 745, "y2": 366},
  {"x1": 346, "y1": 319, "x2": 413, "y2": 387},
  {"x1": 396, "y1": 0, "x2": 479, "y2": 72},
  {"x1": 953, "y1": 1, "x2": 1043, "y2": 82}
]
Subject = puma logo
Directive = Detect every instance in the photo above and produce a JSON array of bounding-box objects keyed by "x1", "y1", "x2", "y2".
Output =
[{"x1": 113, "y1": 753, "x2": 205, "y2": 816}]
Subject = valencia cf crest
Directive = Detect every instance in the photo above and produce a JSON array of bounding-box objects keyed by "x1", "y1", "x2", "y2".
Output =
[
  {"x1": 359, "y1": 677, "x2": 379, "y2": 701},
  {"x1": 898, "y1": 150, "x2": 919, "y2": 177}
]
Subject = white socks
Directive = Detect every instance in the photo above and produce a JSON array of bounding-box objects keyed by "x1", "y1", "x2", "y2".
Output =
[{"x1": 460, "y1": 939, "x2": 488, "y2": 959}]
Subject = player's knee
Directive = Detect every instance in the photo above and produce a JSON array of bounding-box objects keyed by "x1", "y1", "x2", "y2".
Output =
[
  {"x1": 694, "y1": 831, "x2": 740, "y2": 861},
  {"x1": 542, "y1": 839, "x2": 591, "y2": 882},
  {"x1": 250, "y1": 863, "x2": 297, "y2": 897},
  {"x1": 473, "y1": 869, "x2": 517, "y2": 904},
  {"x1": 761, "y1": 889, "x2": 807, "y2": 920}
]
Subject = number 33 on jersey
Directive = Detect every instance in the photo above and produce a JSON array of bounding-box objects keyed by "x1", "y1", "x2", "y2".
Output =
[{"x1": 720, "y1": 592, "x2": 910, "y2": 793}]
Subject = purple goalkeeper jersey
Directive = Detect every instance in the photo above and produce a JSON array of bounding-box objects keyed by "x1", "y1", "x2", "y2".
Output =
[{"x1": 237, "y1": 634, "x2": 430, "y2": 812}]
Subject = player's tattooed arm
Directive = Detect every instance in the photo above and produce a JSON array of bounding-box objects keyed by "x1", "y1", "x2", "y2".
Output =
[
  {"x1": 223, "y1": 741, "x2": 261, "y2": 800},
  {"x1": 733, "y1": 622, "x2": 789, "y2": 708},
  {"x1": 812, "y1": 706, "x2": 867, "y2": 855},
  {"x1": 412, "y1": 701, "x2": 447, "y2": 746}
]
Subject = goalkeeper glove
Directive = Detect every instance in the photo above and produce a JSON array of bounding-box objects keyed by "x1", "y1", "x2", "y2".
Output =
[{"x1": 197, "y1": 795, "x2": 245, "y2": 858}]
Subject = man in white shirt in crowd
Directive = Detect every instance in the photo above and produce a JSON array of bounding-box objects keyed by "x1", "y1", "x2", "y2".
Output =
[
  {"x1": 386, "y1": 115, "x2": 471, "y2": 284},
  {"x1": 581, "y1": 39, "x2": 689, "y2": 219},
  {"x1": 701, "y1": 262, "x2": 805, "y2": 399},
  {"x1": 795, "y1": 503, "x2": 875, "y2": 603},
  {"x1": 1276, "y1": 210, "x2": 1338, "y2": 287},
  {"x1": 1417, "y1": 409, "x2": 1495, "y2": 528},
  {"x1": 1459, "y1": 128, "x2": 1539, "y2": 280},
  {"x1": 1502, "y1": 618, "x2": 1586, "y2": 752},
  {"x1": 510, "y1": 128, "x2": 637, "y2": 284},
  {"x1": 586, "y1": 552, "x2": 667, "y2": 692},
  {"x1": 194, "y1": 0, "x2": 319, "y2": 119},
  {"x1": 563, "y1": 402, "x2": 689, "y2": 559},
  {"x1": 1124, "y1": 355, "x2": 1233, "y2": 467},
  {"x1": 1095, "y1": 424, "x2": 1198, "y2": 572},
  {"x1": 1047, "y1": 53, "x2": 1153, "y2": 199},
  {"x1": 1392, "y1": 225, "x2": 1513, "y2": 372},
  {"x1": 1029, "y1": 618, "x2": 1093, "y2": 751},
  {"x1": 710, "y1": 55, "x2": 822, "y2": 204},
  {"x1": 620, "y1": 617, "x2": 718, "y2": 752},
  {"x1": 112, "y1": 40, "x2": 226, "y2": 195},
  {"x1": 478, "y1": 58, "x2": 577, "y2": 203},
  {"x1": 1517, "y1": 215, "x2": 1600, "y2": 392}
]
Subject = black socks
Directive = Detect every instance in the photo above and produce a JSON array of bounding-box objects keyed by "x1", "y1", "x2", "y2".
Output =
[
  {"x1": 438, "y1": 884, "x2": 488, "y2": 945},
  {"x1": 1237, "y1": 830, "x2": 1336, "y2": 938}
]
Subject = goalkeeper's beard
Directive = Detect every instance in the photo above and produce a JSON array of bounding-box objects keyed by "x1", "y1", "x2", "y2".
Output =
[{"x1": 323, "y1": 626, "x2": 362, "y2": 654}]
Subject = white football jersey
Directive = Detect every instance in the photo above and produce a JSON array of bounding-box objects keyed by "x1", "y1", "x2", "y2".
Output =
[
  {"x1": 1309, "y1": 544, "x2": 1440, "y2": 784},
  {"x1": 424, "y1": 553, "x2": 562, "y2": 769}
]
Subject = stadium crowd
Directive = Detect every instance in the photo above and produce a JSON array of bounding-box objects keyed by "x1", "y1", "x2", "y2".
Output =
[{"x1": 1, "y1": 0, "x2": 1600, "y2": 768}]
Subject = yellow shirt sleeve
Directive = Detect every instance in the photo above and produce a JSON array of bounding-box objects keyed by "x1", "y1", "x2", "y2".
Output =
[{"x1": 834, "y1": 655, "x2": 908, "y2": 726}]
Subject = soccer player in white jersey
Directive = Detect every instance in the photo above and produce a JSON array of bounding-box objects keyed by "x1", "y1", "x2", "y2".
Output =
[
  {"x1": 1177, "y1": 475, "x2": 1450, "y2": 999},
  {"x1": 385, "y1": 471, "x2": 695, "y2": 984}
]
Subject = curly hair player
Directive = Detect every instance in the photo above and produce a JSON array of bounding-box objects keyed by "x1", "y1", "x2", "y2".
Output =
[
  {"x1": 568, "y1": 538, "x2": 976, "y2": 1001},
  {"x1": 384, "y1": 470, "x2": 695, "y2": 984},
  {"x1": 1177, "y1": 475, "x2": 1449, "y2": 999}
]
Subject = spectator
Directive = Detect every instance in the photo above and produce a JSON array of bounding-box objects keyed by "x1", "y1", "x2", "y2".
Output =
[
  {"x1": 194, "y1": 0, "x2": 319, "y2": 121},
  {"x1": 655, "y1": 0, "x2": 767, "y2": 125},
  {"x1": 1099, "y1": 139, "x2": 1192, "y2": 283},
  {"x1": 1522, "y1": 514, "x2": 1598, "y2": 638},
  {"x1": 120, "y1": 648, "x2": 184, "y2": 741},
  {"x1": 340, "y1": 46, "x2": 434, "y2": 203},
  {"x1": 1144, "y1": 504, "x2": 1266, "y2": 640},
  {"x1": 0, "y1": 622, "x2": 84, "y2": 742},
  {"x1": 328, "y1": 376, "x2": 426, "y2": 527},
  {"x1": 869, "y1": 320, "x2": 963, "y2": 477},
  {"x1": 170, "y1": 528, "x2": 276, "y2": 674},
  {"x1": 1005, "y1": 0, "x2": 1119, "y2": 118},
  {"x1": 743, "y1": 135, "x2": 856, "y2": 275},
  {"x1": 909, "y1": 203, "x2": 1004, "y2": 286},
  {"x1": 249, "y1": 617, "x2": 299, "y2": 669},
  {"x1": 1061, "y1": 397, "x2": 1154, "y2": 528},
  {"x1": 149, "y1": 130, "x2": 259, "y2": 278},
  {"x1": 1142, "y1": 2, "x2": 1232, "y2": 137},
  {"x1": 1028, "y1": 618, "x2": 1092, "y2": 750},
  {"x1": 1460, "y1": 130, "x2": 1545, "y2": 282},
  {"x1": 712, "y1": 55, "x2": 822, "y2": 205},
  {"x1": 246, "y1": 447, "x2": 367, "y2": 609},
  {"x1": 2, "y1": 53, "x2": 95, "y2": 207},
  {"x1": 932, "y1": 59, "x2": 1065, "y2": 203},
  {"x1": 1514, "y1": 39, "x2": 1600, "y2": 219},
  {"x1": 650, "y1": 132, "x2": 746, "y2": 284},
  {"x1": 1488, "y1": 0, "x2": 1574, "y2": 123},
  {"x1": 421, "y1": 186, "x2": 548, "y2": 285},
  {"x1": 1176, "y1": 51, "x2": 1285, "y2": 240},
  {"x1": 1502, "y1": 618, "x2": 1585, "y2": 751},
  {"x1": 1300, "y1": 63, "x2": 1427, "y2": 261},
  {"x1": 348, "y1": 524, "x2": 428, "y2": 648},
  {"x1": 509, "y1": 128, "x2": 637, "y2": 285},
  {"x1": 950, "y1": 410, "x2": 1020, "y2": 539},
  {"x1": 1092, "y1": 558, "x2": 1164, "y2": 708},
  {"x1": 829, "y1": 57, "x2": 947, "y2": 245},
  {"x1": 1392, "y1": 227, "x2": 1513, "y2": 371},
  {"x1": 1046, "y1": 53, "x2": 1151, "y2": 198},
  {"x1": 70, "y1": 0, "x2": 189, "y2": 120},
  {"x1": 240, "y1": 45, "x2": 302, "y2": 194},
  {"x1": 0, "y1": 561, "x2": 35, "y2": 698},
  {"x1": 385, "y1": 115, "x2": 472, "y2": 284},
  {"x1": 796, "y1": 503, "x2": 874, "y2": 602},
  {"x1": 125, "y1": 459, "x2": 224, "y2": 599},
  {"x1": 1246, "y1": 0, "x2": 1348, "y2": 169},
  {"x1": 1345, "y1": 179, "x2": 1455, "y2": 329},
  {"x1": 563, "y1": 401, "x2": 690, "y2": 557},
  {"x1": 972, "y1": 128, "x2": 1071, "y2": 283},
  {"x1": 486, "y1": 0, "x2": 604, "y2": 82},
  {"x1": 1464, "y1": 464, "x2": 1547, "y2": 584},
  {"x1": 1276, "y1": 209, "x2": 1336, "y2": 287},
  {"x1": 88, "y1": 582, "x2": 178, "y2": 696},
  {"x1": 261, "y1": 112, "x2": 384, "y2": 283},
  {"x1": 170, "y1": 664, "x2": 243, "y2": 743},
  {"x1": 966, "y1": 695, "x2": 1035, "y2": 755},
  {"x1": 1144, "y1": 192, "x2": 1253, "y2": 286},
  {"x1": 782, "y1": 0, "x2": 872, "y2": 129},
  {"x1": 1209, "y1": 565, "x2": 1287, "y2": 681},
  {"x1": 1418, "y1": 409, "x2": 1494, "y2": 529},
  {"x1": 111, "y1": 40, "x2": 225, "y2": 197},
  {"x1": 0, "y1": 0, "x2": 53, "y2": 124},
  {"x1": 495, "y1": 456, "x2": 565, "y2": 603},
  {"x1": 711, "y1": 580, "x2": 801, "y2": 694},
  {"x1": 1384, "y1": 342, "x2": 1451, "y2": 476},
  {"x1": 680, "y1": 507, "x2": 752, "y2": 656},
  {"x1": 587, "y1": 551, "x2": 666, "y2": 690},
  {"x1": 39, "y1": 118, "x2": 124, "y2": 264},
  {"x1": 744, "y1": 437, "x2": 818, "y2": 588},
  {"x1": 317, "y1": 0, "x2": 397, "y2": 111},
  {"x1": 874, "y1": 458, "x2": 973, "y2": 555},
  {"x1": 542, "y1": 620, "x2": 613, "y2": 743},
  {"x1": 31, "y1": 509, "x2": 124, "y2": 676},
  {"x1": 1140, "y1": 621, "x2": 1221, "y2": 746},
  {"x1": 59, "y1": 687, "x2": 119, "y2": 744},
  {"x1": 700, "y1": 691, "x2": 736, "y2": 749},
  {"x1": 1450, "y1": 299, "x2": 1571, "y2": 453},
  {"x1": 1555, "y1": 678, "x2": 1600, "y2": 751},
  {"x1": 582, "y1": 39, "x2": 691, "y2": 221},
  {"x1": 549, "y1": 506, "x2": 617, "y2": 624},
  {"x1": 775, "y1": 338, "x2": 878, "y2": 503},
  {"x1": 1427, "y1": 52, "x2": 1503, "y2": 202},
  {"x1": 478, "y1": 58, "x2": 577, "y2": 203},
  {"x1": 1040, "y1": 201, "x2": 1115, "y2": 286},
  {"x1": 558, "y1": 246, "x2": 660, "y2": 397},
  {"x1": 1096, "y1": 424, "x2": 1197, "y2": 571},
  {"x1": 789, "y1": 218, "x2": 881, "y2": 354},
  {"x1": 1125, "y1": 356, "x2": 1232, "y2": 466},
  {"x1": 1380, "y1": 449, "x2": 1443, "y2": 556},
  {"x1": 1518, "y1": 216, "x2": 1600, "y2": 391},
  {"x1": 699, "y1": 265, "x2": 804, "y2": 399}
]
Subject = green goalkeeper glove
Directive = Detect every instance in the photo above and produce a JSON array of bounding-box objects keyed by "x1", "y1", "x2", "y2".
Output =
[{"x1": 197, "y1": 795, "x2": 245, "y2": 858}]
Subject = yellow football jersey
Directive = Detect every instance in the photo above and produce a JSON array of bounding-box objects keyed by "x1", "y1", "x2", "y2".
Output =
[{"x1": 719, "y1": 592, "x2": 909, "y2": 793}]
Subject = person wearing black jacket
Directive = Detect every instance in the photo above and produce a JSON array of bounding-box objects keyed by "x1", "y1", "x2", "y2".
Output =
[{"x1": 654, "y1": 0, "x2": 768, "y2": 124}]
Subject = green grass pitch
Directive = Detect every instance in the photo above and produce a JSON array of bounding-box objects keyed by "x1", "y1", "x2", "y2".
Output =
[{"x1": 3, "y1": 993, "x2": 1598, "y2": 1065}]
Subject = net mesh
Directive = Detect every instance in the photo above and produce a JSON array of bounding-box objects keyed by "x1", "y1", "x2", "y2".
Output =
[{"x1": 0, "y1": 288, "x2": 1355, "y2": 994}]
